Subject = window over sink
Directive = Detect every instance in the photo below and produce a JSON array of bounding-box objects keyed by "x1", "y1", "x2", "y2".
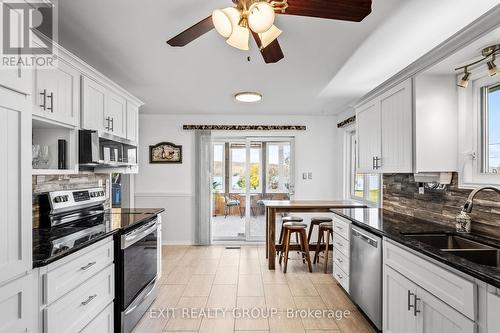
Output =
[{"x1": 481, "y1": 83, "x2": 500, "y2": 174}]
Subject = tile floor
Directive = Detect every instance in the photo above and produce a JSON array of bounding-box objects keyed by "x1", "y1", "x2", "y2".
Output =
[{"x1": 133, "y1": 245, "x2": 376, "y2": 333}]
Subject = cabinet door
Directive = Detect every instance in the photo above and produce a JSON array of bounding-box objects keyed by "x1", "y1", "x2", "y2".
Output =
[
  {"x1": 379, "y1": 79, "x2": 413, "y2": 173},
  {"x1": 0, "y1": 3, "x2": 32, "y2": 95},
  {"x1": 0, "y1": 90, "x2": 31, "y2": 283},
  {"x1": 0, "y1": 273, "x2": 34, "y2": 333},
  {"x1": 356, "y1": 100, "x2": 381, "y2": 173},
  {"x1": 416, "y1": 287, "x2": 475, "y2": 333},
  {"x1": 34, "y1": 60, "x2": 80, "y2": 126},
  {"x1": 126, "y1": 101, "x2": 139, "y2": 142},
  {"x1": 106, "y1": 92, "x2": 126, "y2": 138},
  {"x1": 383, "y1": 266, "x2": 418, "y2": 333},
  {"x1": 81, "y1": 77, "x2": 106, "y2": 132}
]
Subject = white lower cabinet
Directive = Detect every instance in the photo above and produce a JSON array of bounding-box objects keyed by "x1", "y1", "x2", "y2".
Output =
[
  {"x1": 80, "y1": 302, "x2": 114, "y2": 333},
  {"x1": 332, "y1": 216, "x2": 351, "y2": 292},
  {"x1": 0, "y1": 273, "x2": 34, "y2": 333},
  {"x1": 37, "y1": 237, "x2": 115, "y2": 333},
  {"x1": 383, "y1": 240, "x2": 475, "y2": 333}
]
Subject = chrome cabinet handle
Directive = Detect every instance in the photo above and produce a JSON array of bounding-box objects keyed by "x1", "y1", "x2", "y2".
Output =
[
  {"x1": 110, "y1": 117, "x2": 114, "y2": 131},
  {"x1": 81, "y1": 294, "x2": 97, "y2": 306},
  {"x1": 47, "y1": 92, "x2": 54, "y2": 112},
  {"x1": 408, "y1": 290, "x2": 414, "y2": 311},
  {"x1": 374, "y1": 156, "x2": 381, "y2": 169},
  {"x1": 40, "y1": 89, "x2": 47, "y2": 110},
  {"x1": 336, "y1": 273, "x2": 343, "y2": 280},
  {"x1": 337, "y1": 257, "x2": 343, "y2": 263},
  {"x1": 413, "y1": 294, "x2": 421, "y2": 316},
  {"x1": 372, "y1": 156, "x2": 376, "y2": 170},
  {"x1": 336, "y1": 226, "x2": 343, "y2": 230},
  {"x1": 80, "y1": 261, "x2": 96, "y2": 271},
  {"x1": 336, "y1": 242, "x2": 343, "y2": 247},
  {"x1": 105, "y1": 116, "x2": 111, "y2": 130}
]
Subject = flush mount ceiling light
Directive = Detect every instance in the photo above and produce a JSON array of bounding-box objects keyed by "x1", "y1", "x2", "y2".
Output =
[
  {"x1": 455, "y1": 44, "x2": 500, "y2": 87},
  {"x1": 166, "y1": 0, "x2": 373, "y2": 64},
  {"x1": 235, "y1": 92, "x2": 262, "y2": 103}
]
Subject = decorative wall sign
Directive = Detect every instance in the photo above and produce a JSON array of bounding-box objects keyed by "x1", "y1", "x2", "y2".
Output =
[
  {"x1": 337, "y1": 115, "x2": 356, "y2": 128},
  {"x1": 183, "y1": 125, "x2": 306, "y2": 131},
  {"x1": 149, "y1": 142, "x2": 183, "y2": 164}
]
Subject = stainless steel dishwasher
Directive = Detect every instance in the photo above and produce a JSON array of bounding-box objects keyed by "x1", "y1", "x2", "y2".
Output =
[{"x1": 349, "y1": 225, "x2": 382, "y2": 330}]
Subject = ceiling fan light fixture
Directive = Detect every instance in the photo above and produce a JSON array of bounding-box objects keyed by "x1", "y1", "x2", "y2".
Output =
[
  {"x1": 248, "y1": 2, "x2": 276, "y2": 33},
  {"x1": 235, "y1": 92, "x2": 262, "y2": 103},
  {"x1": 212, "y1": 9, "x2": 233, "y2": 38},
  {"x1": 227, "y1": 25, "x2": 250, "y2": 50},
  {"x1": 259, "y1": 25, "x2": 282, "y2": 49}
]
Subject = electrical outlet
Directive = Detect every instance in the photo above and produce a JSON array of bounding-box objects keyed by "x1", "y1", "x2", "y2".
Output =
[
  {"x1": 418, "y1": 184, "x2": 425, "y2": 195},
  {"x1": 302, "y1": 172, "x2": 307, "y2": 180},
  {"x1": 308, "y1": 172, "x2": 313, "y2": 180}
]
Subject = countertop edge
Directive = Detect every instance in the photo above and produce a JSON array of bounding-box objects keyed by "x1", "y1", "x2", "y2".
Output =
[{"x1": 330, "y1": 209, "x2": 500, "y2": 289}]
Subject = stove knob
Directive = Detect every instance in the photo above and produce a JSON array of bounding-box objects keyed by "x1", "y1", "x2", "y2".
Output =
[
  {"x1": 63, "y1": 195, "x2": 69, "y2": 202},
  {"x1": 90, "y1": 192, "x2": 95, "y2": 198},
  {"x1": 54, "y1": 196, "x2": 61, "y2": 203}
]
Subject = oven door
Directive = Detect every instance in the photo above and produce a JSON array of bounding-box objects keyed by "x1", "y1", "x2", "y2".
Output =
[{"x1": 121, "y1": 218, "x2": 158, "y2": 309}]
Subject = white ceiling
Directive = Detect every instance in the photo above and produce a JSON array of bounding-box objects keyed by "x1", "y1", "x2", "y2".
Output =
[{"x1": 58, "y1": 0, "x2": 499, "y2": 115}]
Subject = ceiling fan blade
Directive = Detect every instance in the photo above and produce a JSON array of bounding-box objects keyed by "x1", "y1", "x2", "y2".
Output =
[
  {"x1": 252, "y1": 32, "x2": 284, "y2": 64},
  {"x1": 278, "y1": 0, "x2": 372, "y2": 22},
  {"x1": 167, "y1": 16, "x2": 214, "y2": 47}
]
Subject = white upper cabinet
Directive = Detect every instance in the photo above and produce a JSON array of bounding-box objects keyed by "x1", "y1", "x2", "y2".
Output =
[
  {"x1": 379, "y1": 79, "x2": 413, "y2": 173},
  {"x1": 0, "y1": 88, "x2": 32, "y2": 284},
  {"x1": 126, "y1": 101, "x2": 139, "y2": 142},
  {"x1": 81, "y1": 76, "x2": 139, "y2": 140},
  {"x1": 355, "y1": 78, "x2": 413, "y2": 173},
  {"x1": 81, "y1": 76, "x2": 106, "y2": 132},
  {"x1": 356, "y1": 100, "x2": 381, "y2": 173},
  {"x1": 34, "y1": 59, "x2": 80, "y2": 127},
  {"x1": 106, "y1": 91, "x2": 126, "y2": 138}
]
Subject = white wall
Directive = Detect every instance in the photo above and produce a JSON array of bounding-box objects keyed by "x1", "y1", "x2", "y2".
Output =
[{"x1": 134, "y1": 114, "x2": 341, "y2": 244}]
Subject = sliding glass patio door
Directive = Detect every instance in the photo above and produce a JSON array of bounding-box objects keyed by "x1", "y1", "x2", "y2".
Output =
[{"x1": 211, "y1": 137, "x2": 294, "y2": 242}]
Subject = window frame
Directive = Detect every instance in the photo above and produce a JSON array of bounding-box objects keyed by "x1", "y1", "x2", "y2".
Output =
[
  {"x1": 229, "y1": 144, "x2": 246, "y2": 194},
  {"x1": 266, "y1": 142, "x2": 290, "y2": 193},
  {"x1": 480, "y1": 82, "x2": 500, "y2": 174},
  {"x1": 344, "y1": 127, "x2": 381, "y2": 206},
  {"x1": 248, "y1": 144, "x2": 263, "y2": 193},
  {"x1": 212, "y1": 142, "x2": 225, "y2": 193},
  {"x1": 459, "y1": 73, "x2": 500, "y2": 187}
]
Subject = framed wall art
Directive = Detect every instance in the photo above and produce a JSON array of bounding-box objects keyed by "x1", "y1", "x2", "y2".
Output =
[{"x1": 149, "y1": 142, "x2": 182, "y2": 164}]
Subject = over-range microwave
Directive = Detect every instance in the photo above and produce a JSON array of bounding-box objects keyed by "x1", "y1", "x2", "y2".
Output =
[{"x1": 79, "y1": 130, "x2": 137, "y2": 168}]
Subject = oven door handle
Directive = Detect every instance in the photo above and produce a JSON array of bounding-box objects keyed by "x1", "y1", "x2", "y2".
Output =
[
  {"x1": 121, "y1": 220, "x2": 158, "y2": 249},
  {"x1": 124, "y1": 278, "x2": 157, "y2": 316}
]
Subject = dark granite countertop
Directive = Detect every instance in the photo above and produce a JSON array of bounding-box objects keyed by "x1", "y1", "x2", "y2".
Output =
[
  {"x1": 33, "y1": 208, "x2": 165, "y2": 268},
  {"x1": 330, "y1": 208, "x2": 500, "y2": 289}
]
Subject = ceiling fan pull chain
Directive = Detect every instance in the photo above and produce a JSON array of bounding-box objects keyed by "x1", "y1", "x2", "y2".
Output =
[{"x1": 270, "y1": 0, "x2": 288, "y2": 13}]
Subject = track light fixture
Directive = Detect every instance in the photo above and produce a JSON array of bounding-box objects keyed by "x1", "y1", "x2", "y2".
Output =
[
  {"x1": 457, "y1": 67, "x2": 471, "y2": 88},
  {"x1": 487, "y1": 55, "x2": 498, "y2": 77},
  {"x1": 455, "y1": 44, "x2": 500, "y2": 88}
]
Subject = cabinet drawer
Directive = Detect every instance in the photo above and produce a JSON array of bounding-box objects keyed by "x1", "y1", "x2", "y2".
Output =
[
  {"x1": 333, "y1": 263, "x2": 349, "y2": 292},
  {"x1": 333, "y1": 217, "x2": 350, "y2": 240},
  {"x1": 80, "y1": 302, "x2": 113, "y2": 333},
  {"x1": 45, "y1": 237, "x2": 113, "y2": 304},
  {"x1": 333, "y1": 249, "x2": 349, "y2": 275},
  {"x1": 333, "y1": 233, "x2": 350, "y2": 258},
  {"x1": 45, "y1": 264, "x2": 114, "y2": 333},
  {"x1": 384, "y1": 240, "x2": 475, "y2": 320}
]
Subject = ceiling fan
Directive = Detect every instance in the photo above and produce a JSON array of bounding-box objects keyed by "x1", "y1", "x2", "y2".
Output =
[{"x1": 166, "y1": 0, "x2": 372, "y2": 64}]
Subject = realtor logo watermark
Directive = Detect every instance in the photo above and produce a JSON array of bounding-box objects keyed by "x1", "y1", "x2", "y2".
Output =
[{"x1": 1, "y1": 0, "x2": 58, "y2": 68}]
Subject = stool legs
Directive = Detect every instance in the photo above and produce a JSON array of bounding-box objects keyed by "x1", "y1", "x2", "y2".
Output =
[
  {"x1": 299, "y1": 229, "x2": 313, "y2": 272},
  {"x1": 283, "y1": 229, "x2": 291, "y2": 273},
  {"x1": 314, "y1": 228, "x2": 322, "y2": 264},
  {"x1": 323, "y1": 229, "x2": 332, "y2": 273}
]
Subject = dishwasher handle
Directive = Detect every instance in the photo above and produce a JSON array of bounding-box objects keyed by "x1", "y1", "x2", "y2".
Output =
[{"x1": 352, "y1": 228, "x2": 379, "y2": 248}]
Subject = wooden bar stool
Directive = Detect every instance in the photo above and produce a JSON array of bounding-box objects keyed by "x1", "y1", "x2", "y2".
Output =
[
  {"x1": 313, "y1": 222, "x2": 334, "y2": 273},
  {"x1": 278, "y1": 216, "x2": 303, "y2": 249},
  {"x1": 308, "y1": 217, "x2": 333, "y2": 246},
  {"x1": 280, "y1": 222, "x2": 313, "y2": 273}
]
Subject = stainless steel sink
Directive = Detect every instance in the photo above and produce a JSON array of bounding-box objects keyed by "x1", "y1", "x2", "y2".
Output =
[
  {"x1": 403, "y1": 233, "x2": 494, "y2": 250},
  {"x1": 442, "y1": 249, "x2": 500, "y2": 268},
  {"x1": 403, "y1": 233, "x2": 500, "y2": 268}
]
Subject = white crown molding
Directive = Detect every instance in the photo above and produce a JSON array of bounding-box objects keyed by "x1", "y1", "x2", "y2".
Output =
[{"x1": 353, "y1": 4, "x2": 500, "y2": 109}]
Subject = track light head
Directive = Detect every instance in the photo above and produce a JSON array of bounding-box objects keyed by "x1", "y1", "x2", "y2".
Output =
[
  {"x1": 457, "y1": 69, "x2": 471, "y2": 88},
  {"x1": 487, "y1": 55, "x2": 498, "y2": 77}
]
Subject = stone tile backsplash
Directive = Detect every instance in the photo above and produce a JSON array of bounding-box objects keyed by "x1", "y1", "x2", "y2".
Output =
[
  {"x1": 383, "y1": 173, "x2": 500, "y2": 237},
  {"x1": 32, "y1": 173, "x2": 111, "y2": 228}
]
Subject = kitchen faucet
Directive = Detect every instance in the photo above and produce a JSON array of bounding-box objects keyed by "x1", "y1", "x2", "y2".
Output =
[{"x1": 456, "y1": 186, "x2": 500, "y2": 233}]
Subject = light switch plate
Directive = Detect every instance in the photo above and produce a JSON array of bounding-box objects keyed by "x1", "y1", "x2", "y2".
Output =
[
  {"x1": 302, "y1": 173, "x2": 307, "y2": 180},
  {"x1": 308, "y1": 172, "x2": 313, "y2": 180}
]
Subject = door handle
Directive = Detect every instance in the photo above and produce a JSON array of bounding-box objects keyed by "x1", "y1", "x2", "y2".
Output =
[
  {"x1": 47, "y1": 92, "x2": 54, "y2": 112},
  {"x1": 40, "y1": 89, "x2": 47, "y2": 110}
]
